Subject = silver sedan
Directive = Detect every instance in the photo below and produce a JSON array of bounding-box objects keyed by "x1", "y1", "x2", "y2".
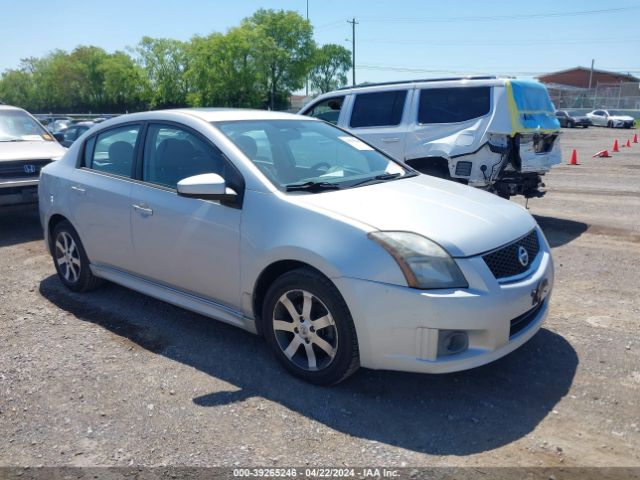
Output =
[{"x1": 39, "y1": 109, "x2": 553, "y2": 384}]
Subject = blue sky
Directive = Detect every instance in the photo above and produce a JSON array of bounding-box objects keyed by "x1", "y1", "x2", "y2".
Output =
[{"x1": 3, "y1": 0, "x2": 639, "y2": 83}]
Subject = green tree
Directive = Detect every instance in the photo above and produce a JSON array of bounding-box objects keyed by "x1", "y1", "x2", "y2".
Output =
[
  {"x1": 242, "y1": 9, "x2": 315, "y2": 110},
  {"x1": 309, "y1": 44, "x2": 352, "y2": 94},
  {"x1": 135, "y1": 37, "x2": 191, "y2": 108},
  {"x1": 187, "y1": 27, "x2": 265, "y2": 108},
  {"x1": 101, "y1": 51, "x2": 149, "y2": 112}
]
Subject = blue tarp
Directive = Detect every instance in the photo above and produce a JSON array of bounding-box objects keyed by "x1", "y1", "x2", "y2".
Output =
[{"x1": 510, "y1": 80, "x2": 560, "y2": 132}]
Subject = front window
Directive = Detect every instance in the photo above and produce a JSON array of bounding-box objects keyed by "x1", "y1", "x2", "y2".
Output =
[
  {"x1": 0, "y1": 109, "x2": 52, "y2": 142},
  {"x1": 303, "y1": 96, "x2": 344, "y2": 125},
  {"x1": 215, "y1": 119, "x2": 411, "y2": 192},
  {"x1": 142, "y1": 124, "x2": 227, "y2": 189}
]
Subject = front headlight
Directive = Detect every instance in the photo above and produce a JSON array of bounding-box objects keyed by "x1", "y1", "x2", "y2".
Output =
[{"x1": 368, "y1": 231, "x2": 468, "y2": 289}]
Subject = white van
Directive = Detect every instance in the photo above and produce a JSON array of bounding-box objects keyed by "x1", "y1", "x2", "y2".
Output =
[{"x1": 299, "y1": 77, "x2": 562, "y2": 199}]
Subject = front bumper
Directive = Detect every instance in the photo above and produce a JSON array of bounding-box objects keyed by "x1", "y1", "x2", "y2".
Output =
[
  {"x1": 0, "y1": 178, "x2": 39, "y2": 206},
  {"x1": 335, "y1": 233, "x2": 554, "y2": 374}
]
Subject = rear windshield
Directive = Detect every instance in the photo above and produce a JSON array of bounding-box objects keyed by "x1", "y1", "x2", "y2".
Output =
[{"x1": 418, "y1": 87, "x2": 491, "y2": 124}]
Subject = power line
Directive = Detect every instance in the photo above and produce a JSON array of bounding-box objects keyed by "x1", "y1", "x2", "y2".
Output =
[
  {"x1": 359, "y1": 6, "x2": 640, "y2": 23},
  {"x1": 357, "y1": 38, "x2": 640, "y2": 47}
]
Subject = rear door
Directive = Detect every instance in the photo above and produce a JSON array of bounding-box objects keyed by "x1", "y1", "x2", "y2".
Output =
[
  {"x1": 67, "y1": 123, "x2": 141, "y2": 270},
  {"x1": 345, "y1": 89, "x2": 409, "y2": 161},
  {"x1": 129, "y1": 122, "x2": 243, "y2": 309}
]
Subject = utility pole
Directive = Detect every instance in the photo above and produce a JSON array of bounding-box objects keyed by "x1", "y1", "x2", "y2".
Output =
[
  {"x1": 586, "y1": 59, "x2": 595, "y2": 108},
  {"x1": 347, "y1": 18, "x2": 358, "y2": 86}
]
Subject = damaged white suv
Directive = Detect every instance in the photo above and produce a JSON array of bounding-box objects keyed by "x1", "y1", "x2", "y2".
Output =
[{"x1": 299, "y1": 77, "x2": 561, "y2": 199}]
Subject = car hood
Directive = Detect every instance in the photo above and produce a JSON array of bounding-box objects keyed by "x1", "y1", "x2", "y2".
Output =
[
  {"x1": 296, "y1": 175, "x2": 537, "y2": 257},
  {"x1": 0, "y1": 141, "x2": 66, "y2": 161}
]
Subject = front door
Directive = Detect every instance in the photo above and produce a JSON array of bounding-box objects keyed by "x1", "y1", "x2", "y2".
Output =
[{"x1": 129, "y1": 123, "x2": 242, "y2": 309}]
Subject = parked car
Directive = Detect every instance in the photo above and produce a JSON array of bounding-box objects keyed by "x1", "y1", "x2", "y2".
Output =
[
  {"x1": 586, "y1": 110, "x2": 635, "y2": 128},
  {"x1": 299, "y1": 77, "x2": 561, "y2": 199},
  {"x1": 54, "y1": 121, "x2": 97, "y2": 147},
  {"x1": 555, "y1": 110, "x2": 591, "y2": 128},
  {"x1": 39, "y1": 109, "x2": 553, "y2": 385},
  {"x1": 0, "y1": 105, "x2": 66, "y2": 206},
  {"x1": 45, "y1": 118, "x2": 73, "y2": 134}
]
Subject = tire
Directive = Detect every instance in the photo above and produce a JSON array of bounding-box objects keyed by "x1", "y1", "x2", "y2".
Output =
[
  {"x1": 51, "y1": 220, "x2": 103, "y2": 292},
  {"x1": 567, "y1": 120, "x2": 574, "y2": 128},
  {"x1": 262, "y1": 268, "x2": 359, "y2": 385},
  {"x1": 607, "y1": 121, "x2": 613, "y2": 128}
]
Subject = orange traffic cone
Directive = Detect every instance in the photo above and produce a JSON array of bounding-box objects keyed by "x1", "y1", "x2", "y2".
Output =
[
  {"x1": 613, "y1": 139, "x2": 620, "y2": 152},
  {"x1": 592, "y1": 150, "x2": 611, "y2": 158},
  {"x1": 624, "y1": 139, "x2": 631, "y2": 148},
  {"x1": 568, "y1": 149, "x2": 579, "y2": 165},
  {"x1": 634, "y1": 133, "x2": 638, "y2": 143}
]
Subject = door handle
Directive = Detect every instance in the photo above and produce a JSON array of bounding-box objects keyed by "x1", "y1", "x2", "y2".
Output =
[
  {"x1": 381, "y1": 137, "x2": 400, "y2": 143},
  {"x1": 70, "y1": 185, "x2": 86, "y2": 194},
  {"x1": 132, "y1": 203, "x2": 153, "y2": 216}
]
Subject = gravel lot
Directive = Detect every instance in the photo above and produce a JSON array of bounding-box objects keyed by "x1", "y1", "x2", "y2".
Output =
[{"x1": 1, "y1": 125, "x2": 639, "y2": 470}]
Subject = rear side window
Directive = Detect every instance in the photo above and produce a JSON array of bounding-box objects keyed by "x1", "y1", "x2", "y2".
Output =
[
  {"x1": 418, "y1": 87, "x2": 491, "y2": 124},
  {"x1": 88, "y1": 125, "x2": 140, "y2": 177},
  {"x1": 350, "y1": 90, "x2": 407, "y2": 128}
]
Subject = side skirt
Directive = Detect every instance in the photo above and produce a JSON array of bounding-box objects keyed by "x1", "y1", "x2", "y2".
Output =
[{"x1": 90, "y1": 264, "x2": 258, "y2": 334}]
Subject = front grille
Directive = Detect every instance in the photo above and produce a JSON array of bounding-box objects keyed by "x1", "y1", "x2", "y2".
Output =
[
  {"x1": 510, "y1": 301, "x2": 544, "y2": 337},
  {"x1": 483, "y1": 230, "x2": 540, "y2": 280},
  {"x1": 0, "y1": 159, "x2": 52, "y2": 178}
]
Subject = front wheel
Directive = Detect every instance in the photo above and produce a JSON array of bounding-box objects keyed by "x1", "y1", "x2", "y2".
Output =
[
  {"x1": 52, "y1": 220, "x2": 103, "y2": 292},
  {"x1": 262, "y1": 268, "x2": 359, "y2": 385},
  {"x1": 567, "y1": 120, "x2": 574, "y2": 128}
]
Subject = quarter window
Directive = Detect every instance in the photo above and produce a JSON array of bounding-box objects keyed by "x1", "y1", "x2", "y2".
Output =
[
  {"x1": 350, "y1": 90, "x2": 408, "y2": 128},
  {"x1": 88, "y1": 125, "x2": 140, "y2": 177},
  {"x1": 418, "y1": 87, "x2": 491, "y2": 124},
  {"x1": 142, "y1": 124, "x2": 226, "y2": 189}
]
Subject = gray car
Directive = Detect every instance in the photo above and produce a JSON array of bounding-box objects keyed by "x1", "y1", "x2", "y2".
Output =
[{"x1": 39, "y1": 108, "x2": 553, "y2": 385}]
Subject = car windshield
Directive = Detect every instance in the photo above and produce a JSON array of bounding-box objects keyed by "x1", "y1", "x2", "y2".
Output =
[
  {"x1": 0, "y1": 109, "x2": 51, "y2": 142},
  {"x1": 608, "y1": 110, "x2": 622, "y2": 116},
  {"x1": 215, "y1": 119, "x2": 412, "y2": 192},
  {"x1": 567, "y1": 111, "x2": 583, "y2": 116}
]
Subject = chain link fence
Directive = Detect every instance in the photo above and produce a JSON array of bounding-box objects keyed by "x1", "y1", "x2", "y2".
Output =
[{"x1": 547, "y1": 82, "x2": 640, "y2": 114}]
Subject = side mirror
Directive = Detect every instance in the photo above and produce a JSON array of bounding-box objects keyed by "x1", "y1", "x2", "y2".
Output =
[{"x1": 177, "y1": 173, "x2": 238, "y2": 204}]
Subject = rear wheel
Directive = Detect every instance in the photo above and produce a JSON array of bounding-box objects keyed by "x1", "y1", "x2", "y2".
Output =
[
  {"x1": 262, "y1": 268, "x2": 359, "y2": 385},
  {"x1": 52, "y1": 221, "x2": 103, "y2": 292}
]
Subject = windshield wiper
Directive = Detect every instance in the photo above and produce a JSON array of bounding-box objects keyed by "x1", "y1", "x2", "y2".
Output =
[
  {"x1": 285, "y1": 181, "x2": 341, "y2": 192},
  {"x1": 349, "y1": 172, "x2": 404, "y2": 188}
]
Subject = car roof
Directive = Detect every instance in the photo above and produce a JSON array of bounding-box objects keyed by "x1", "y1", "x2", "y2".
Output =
[
  {"x1": 0, "y1": 105, "x2": 27, "y2": 112},
  {"x1": 171, "y1": 108, "x2": 308, "y2": 122}
]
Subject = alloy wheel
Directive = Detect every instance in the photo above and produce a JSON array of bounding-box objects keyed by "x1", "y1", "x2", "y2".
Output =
[
  {"x1": 55, "y1": 231, "x2": 81, "y2": 283},
  {"x1": 272, "y1": 289, "x2": 338, "y2": 371}
]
